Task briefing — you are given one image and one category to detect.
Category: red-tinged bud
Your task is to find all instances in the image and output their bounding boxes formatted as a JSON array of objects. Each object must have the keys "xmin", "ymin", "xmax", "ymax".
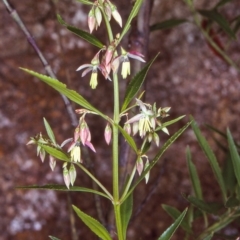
[
  {"xmin": 88, "ymin": 8, "xmax": 96, "ymax": 33},
  {"xmin": 103, "ymin": 0, "xmax": 112, "ymax": 20},
  {"xmin": 136, "ymin": 157, "xmax": 144, "ymax": 176},
  {"xmin": 80, "ymin": 119, "xmax": 91, "ymax": 145},
  {"xmin": 109, "ymin": 3, "xmax": 122, "ymax": 27},
  {"xmin": 49, "ymin": 155, "xmax": 56, "ymax": 171},
  {"xmin": 75, "ymin": 109, "xmax": 87, "ymax": 114},
  {"xmin": 104, "ymin": 123, "xmax": 112, "ymax": 145},
  {"xmin": 39, "ymin": 148, "xmax": 46, "ymax": 162}
]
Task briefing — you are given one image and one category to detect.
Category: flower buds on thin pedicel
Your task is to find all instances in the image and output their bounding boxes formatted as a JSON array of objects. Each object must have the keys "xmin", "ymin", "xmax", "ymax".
[
  {"xmin": 123, "ymin": 123, "xmax": 131, "ymax": 135},
  {"xmin": 103, "ymin": 0, "xmax": 112, "ymax": 20},
  {"xmin": 79, "ymin": 119, "xmax": 91, "ymax": 145},
  {"xmin": 104, "ymin": 123, "xmax": 112, "ymax": 145},
  {"xmin": 69, "ymin": 142, "xmax": 82, "ymax": 163},
  {"xmin": 95, "ymin": 7, "xmax": 102, "ymax": 27},
  {"xmin": 144, "ymin": 158, "xmax": 150, "ymax": 184}
]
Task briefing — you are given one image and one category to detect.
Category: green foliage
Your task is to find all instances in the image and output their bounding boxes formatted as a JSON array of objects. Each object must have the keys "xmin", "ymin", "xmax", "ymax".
[
  {"xmin": 43, "ymin": 118, "xmax": 56, "ymax": 145},
  {"xmin": 158, "ymin": 208, "xmax": 188, "ymax": 240},
  {"xmin": 150, "ymin": 19, "xmax": 187, "ymax": 32},
  {"xmin": 57, "ymin": 14, "xmax": 104, "ymax": 48},
  {"xmin": 198, "ymin": 9, "xmax": 236, "ymax": 39},
  {"xmin": 72, "ymin": 205, "xmax": 112, "ymax": 240}
]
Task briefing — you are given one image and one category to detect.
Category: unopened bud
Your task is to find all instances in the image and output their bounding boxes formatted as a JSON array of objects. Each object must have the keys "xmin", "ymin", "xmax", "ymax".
[
  {"xmin": 88, "ymin": 8, "xmax": 96, "ymax": 33},
  {"xmin": 104, "ymin": 123, "xmax": 112, "ymax": 145},
  {"xmin": 69, "ymin": 164, "xmax": 77, "ymax": 186},
  {"xmin": 136, "ymin": 157, "xmax": 144, "ymax": 176},
  {"xmin": 144, "ymin": 159, "xmax": 150, "ymax": 184},
  {"xmin": 49, "ymin": 155, "xmax": 56, "ymax": 171},
  {"xmin": 110, "ymin": 4, "xmax": 122, "ymax": 27},
  {"xmin": 123, "ymin": 123, "xmax": 131, "ymax": 135},
  {"xmin": 95, "ymin": 7, "xmax": 102, "ymax": 27},
  {"xmin": 153, "ymin": 132, "xmax": 160, "ymax": 147},
  {"xmin": 63, "ymin": 166, "xmax": 70, "ymax": 189}
]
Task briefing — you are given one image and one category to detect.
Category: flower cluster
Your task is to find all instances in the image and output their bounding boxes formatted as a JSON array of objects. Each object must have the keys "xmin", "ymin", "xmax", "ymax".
[
  {"xmin": 125, "ymin": 99, "xmax": 171, "ymax": 146},
  {"xmin": 88, "ymin": 0, "xmax": 122, "ymax": 33}
]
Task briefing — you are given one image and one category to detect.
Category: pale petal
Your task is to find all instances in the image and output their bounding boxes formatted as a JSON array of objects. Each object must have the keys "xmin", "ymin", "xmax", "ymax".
[{"xmin": 76, "ymin": 64, "xmax": 92, "ymax": 71}]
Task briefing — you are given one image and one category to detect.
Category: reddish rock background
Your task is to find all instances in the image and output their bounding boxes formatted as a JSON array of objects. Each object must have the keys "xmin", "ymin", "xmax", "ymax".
[{"xmin": 0, "ymin": 0, "xmax": 240, "ymax": 239}]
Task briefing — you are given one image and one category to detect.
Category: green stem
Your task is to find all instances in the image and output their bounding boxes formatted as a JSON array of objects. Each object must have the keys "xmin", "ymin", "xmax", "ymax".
[{"xmin": 76, "ymin": 163, "xmax": 113, "ymax": 200}]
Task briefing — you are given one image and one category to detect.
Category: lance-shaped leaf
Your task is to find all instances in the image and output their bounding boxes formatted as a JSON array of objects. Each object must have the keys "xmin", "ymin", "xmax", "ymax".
[
  {"xmin": 150, "ymin": 19, "xmax": 187, "ymax": 32},
  {"xmin": 40, "ymin": 145, "xmax": 70, "ymax": 161},
  {"xmin": 191, "ymin": 118, "xmax": 227, "ymax": 201},
  {"xmin": 227, "ymin": 128, "xmax": 240, "ymax": 188},
  {"xmin": 121, "ymin": 53, "xmax": 159, "ymax": 112},
  {"xmin": 76, "ymin": 0, "xmax": 93, "ymax": 5},
  {"xmin": 156, "ymin": 115, "xmax": 186, "ymax": 131},
  {"xmin": 119, "ymin": 0, "xmax": 143, "ymax": 41},
  {"xmin": 121, "ymin": 193, "xmax": 133, "ymax": 239},
  {"xmin": 16, "ymin": 184, "xmax": 110, "ymax": 199},
  {"xmin": 72, "ymin": 205, "xmax": 112, "ymax": 240},
  {"xmin": 198, "ymin": 9, "xmax": 236, "ymax": 39},
  {"xmin": 117, "ymin": 124, "xmax": 138, "ymax": 153},
  {"xmin": 57, "ymin": 14, "xmax": 104, "ymax": 48},
  {"xmin": 158, "ymin": 208, "xmax": 188, "ymax": 240},
  {"xmin": 49, "ymin": 236, "xmax": 61, "ymax": 240},
  {"xmin": 43, "ymin": 118, "xmax": 56, "ymax": 145},
  {"xmin": 21, "ymin": 68, "xmax": 107, "ymax": 119},
  {"xmin": 186, "ymin": 147, "xmax": 203, "ymax": 199},
  {"xmin": 121, "ymin": 121, "xmax": 191, "ymax": 202},
  {"xmin": 162, "ymin": 204, "xmax": 192, "ymax": 233},
  {"xmin": 185, "ymin": 195, "xmax": 222, "ymax": 214}
]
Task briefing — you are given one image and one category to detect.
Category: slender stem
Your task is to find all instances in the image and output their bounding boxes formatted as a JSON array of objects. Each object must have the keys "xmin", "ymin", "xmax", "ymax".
[
  {"xmin": 76, "ymin": 163, "xmax": 113, "ymax": 200},
  {"xmin": 114, "ymin": 204, "xmax": 124, "ymax": 240}
]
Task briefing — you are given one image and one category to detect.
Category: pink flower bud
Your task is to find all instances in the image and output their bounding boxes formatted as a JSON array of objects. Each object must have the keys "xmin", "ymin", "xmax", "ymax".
[
  {"xmin": 104, "ymin": 123, "xmax": 112, "ymax": 145},
  {"xmin": 88, "ymin": 8, "xmax": 96, "ymax": 33},
  {"xmin": 136, "ymin": 157, "xmax": 144, "ymax": 176},
  {"xmin": 80, "ymin": 119, "xmax": 91, "ymax": 145}
]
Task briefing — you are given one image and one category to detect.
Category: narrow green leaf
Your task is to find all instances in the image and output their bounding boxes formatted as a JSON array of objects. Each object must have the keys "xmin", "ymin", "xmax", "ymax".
[
  {"xmin": 121, "ymin": 193, "xmax": 133, "ymax": 239},
  {"xmin": 57, "ymin": 14, "xmax": 104, "ymax": 48},
  {"xmin": 202, "ymin": 233, "xmax": 213, "ymax": 240},
  {"xmin": 119, "ymin": 0, "xmax": 143, "ymax": 41},
  {"xmin": 72, "ymin": 205, "xmax": 112, "ymax": 240},
  {"xmin": 122, "ymin": 121, "xmax": 191, "ymax": 202},
  {"xmin": 49, "ymin": 236, "xmax": 61, "ymax": 240},
  {"xmin": 118, "ymin": 124, "xmax": 138, "ymax": 153},
  {"xmin": 121, "ymin": 53, "xmax": 159, "ymax": 111},
  {"xmin": 162, "ymin": 204, "xmax": 191, "ymax": 233},
  {"xmin": 191, "ymin": 118, "xmax": 227, "ymax": 201},
  {"xmin": 227, "ymin": 129, "xmax": 240, "ymax": 187},
  {"xmin": 40, "ymin": 145, "xmax": 70, "ymax": 161},
  {"xmin": 20, "ymin": 68, "xmax": 106, "ymax": 119},
  {"xmin": 156, "ymin": 115, "xmax": 186, "ymax": 131},
  {"xmin": 43, "ymin": 118, "xmax": 56, "ymax": 145},
  {"xmin": 186, "ymin": 196, "xmax": 222, "ymax": 214},
  {"xmin": 214, "ymin": 0, "xmax": 232, "ymax": 8},
  {"xmin": 16, "ymin": 184, "xmax": 110, "ymax": 199},
  {"xmin": 186, "ymin": 147, "xmax": 203, "ymax": 199},
  {"xmin": 150, "ymin": 19, "xmax": 187, "ymax": 32},
  {"xmin": 225, "ymin": 196, "xmax": 240, "ymax": 208},
  {"xmin": 158, "ymin": 208, "xmax": 188, "ymax": 240},
  {"xmin": 76, "ymin": 0, "xmax": 93, "ymax": 5},
  {"xmin": 198, "ymin": 9, "xmax": 236, "ymax": 39}
]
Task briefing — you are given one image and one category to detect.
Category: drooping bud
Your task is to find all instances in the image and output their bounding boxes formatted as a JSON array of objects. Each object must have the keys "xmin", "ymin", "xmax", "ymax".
[
  {"xmin": 95, "ymin": 7, "xmax": 102, "ymax": 27},
  {"xmin": 103, "ymin": 0, "xmax": 112, "ymax": 20},
  {"xmin": 63, "ymin": 165, "xmax": 70, "ymax": 189},
  {"xmin": 74, "ymin": 126, "xmax": 80, "ymax": 142},
  {"xmin": 136, "ymin": 157, "xmax": 144, "ymax": 176},
  {"xmin": 144, "ymin": 158, "xmax": 150, "ymax": 184},
  {"xmin": 123, "ymin": 123, "xmax": 131, "ymax": 135},
  {"xmin": 70, "ymin": 143, "xmax": 82, "ymax": 163},
  {"xmin": 88, "ymin": 7, "xmax": 96, "ymax": 33},
  {"xmin": 121, "ymin": 59, "xmax": 130, "ymax": 79},
  {"xmin": 39, "ymin": 147, "xmax": 46, "ymax": 162},
  {"xmin": 69, "ymin": 163, "xmax": 77, "ymax": 186},
  {"xmin": 110, "ymin": 3, "xmax": 122, "ymax": 27},
  {"xmin": 79, "ymin": 119, "xmax": 90, "ymax": 145},
  {"xmin": 49, "ymin": 155, "xmax": 56, "ymax": 171},
  {"xmin": 104, "ymin": 123, "xmax": 112, "ymax": 145},
  {"xmin": 132, "ymin": 121, "xmax": 139, "ymax": 135},
  {"xmin": 153, "ymin": 132, "xmax": 160, "ymax": 147}
]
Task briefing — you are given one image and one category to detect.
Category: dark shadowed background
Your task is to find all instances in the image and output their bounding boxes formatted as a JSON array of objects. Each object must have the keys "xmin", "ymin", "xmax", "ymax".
[{"xmin": 0, "ymin": 0, "xmax": 240, "ymax": 239}]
